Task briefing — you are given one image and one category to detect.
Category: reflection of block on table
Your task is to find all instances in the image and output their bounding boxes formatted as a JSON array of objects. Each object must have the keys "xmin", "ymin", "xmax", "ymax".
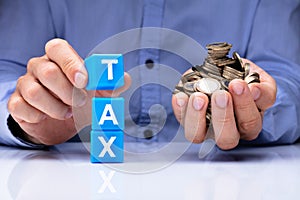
[
  {"xmin": 92, "ymin": 97, "xmax": 124, "ymax": 131},
  {"xmin": 90, "ymin": 131, "xmax": 124, "ymax": 163},
  {"xmin": 85, "ymin": 54, "xmax": 124, "ymax": 90}
]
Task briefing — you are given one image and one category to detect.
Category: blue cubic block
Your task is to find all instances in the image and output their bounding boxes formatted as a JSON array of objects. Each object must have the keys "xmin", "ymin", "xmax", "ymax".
[
  {"xmin": 85, "ymin": 54, "xmax": 124, "ymax": 90},
  {"xmin": 92, "ymin": 97, "xmax": 124, "ymax": 131},
  {"xmin": 90, "ymin": 130, "xmax": 124, "ymax": 163}
]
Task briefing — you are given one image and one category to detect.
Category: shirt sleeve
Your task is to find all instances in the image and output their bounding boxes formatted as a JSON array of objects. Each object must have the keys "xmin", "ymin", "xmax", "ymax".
[
  {"xmin": 244, "ymin": 0, "xmax": 300, "ymax": 144},
  {"xmin": 0, "ymin": 81, "xmax": 24, "ymax": 146},
  {"xmin": 0, "ymin": 0, "xmax": 56, "ymax": 147}
]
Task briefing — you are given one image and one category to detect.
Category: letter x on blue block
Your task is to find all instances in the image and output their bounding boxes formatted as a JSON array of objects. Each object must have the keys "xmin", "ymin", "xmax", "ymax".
[
  {"xmin": 85, "ymin": 54, "xmax": 124, "ymax": 90},
  {"xmin": 92, "ymin": 97, "xmax": 124, "ymax": 131},
  {"xmin": 90, "ymin": 131, "xmax": 123, "ymax": 163}
]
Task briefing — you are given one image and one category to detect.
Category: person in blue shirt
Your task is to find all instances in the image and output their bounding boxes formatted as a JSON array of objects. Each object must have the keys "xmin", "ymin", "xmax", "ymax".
[{"xmin": 0, "ymin": 0, "xmax": 299, "ymax": 150}]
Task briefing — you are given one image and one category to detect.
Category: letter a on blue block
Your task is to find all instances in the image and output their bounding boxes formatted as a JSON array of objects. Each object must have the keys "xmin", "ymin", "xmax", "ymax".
[
  {"xmin": 90, "ymin": 131, "xmax": 124, "ymax": 163},
  {"xmin": 92, "ymin": 97, "xmax": 124, "ymax": 131},
  {"xmin": 85, "ymin": 54, "xmax": 124, "ymax": 90}
]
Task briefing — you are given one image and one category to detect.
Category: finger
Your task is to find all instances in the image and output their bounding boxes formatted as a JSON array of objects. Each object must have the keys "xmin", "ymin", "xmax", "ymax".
[
  {"xmin": 242, "ymin": 59, "xmax": 277, "ymax": 110},
  {"xmin": 8, "ymin": 92, "xmax": 46, "ymax": 123},
  {"xmin": 184, "ymin": 92, "xmax": 208, "ymax": 143},
  {"xmin": 95, "ymin": 72, "xmax": 132, "ymax": 97},
  {"xmin": 45, "ymin": 38, "xmax": 87, "ymax": 88},
  {"xmin": 249, "ymin": 82, "xmax": 276, "ymax": 111},
  {"xmin": 28, "ymin": 57, "xmax": 87, "ymax": 107},
  {"xmin": 17, "ymin": 117, "xmax": 77, "ymax": 145},
  {"xmin": 211, "ymin": 90, "xmax": 240, "ymax": 150},
  {"xmin": 172, "ymin": 92, "xmax": 189, "ymax": 125},
  {"xmin": 17, "ymin": 75, "xmax": 73, "ymax": 120},
  {"xmin": 229, "ymin": 79, "xmax": 262, "ymax": 140}
]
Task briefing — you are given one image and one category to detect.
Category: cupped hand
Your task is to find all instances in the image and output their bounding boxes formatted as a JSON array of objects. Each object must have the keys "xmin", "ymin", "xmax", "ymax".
[{"xmin": 172, "ymin": 59, "xmax": 276, "ymax": 150}]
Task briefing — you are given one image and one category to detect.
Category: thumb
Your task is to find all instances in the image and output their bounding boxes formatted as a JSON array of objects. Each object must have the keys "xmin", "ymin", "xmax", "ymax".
[{"xmin": 95, "ymin": 72, "xmax": 132, "ymax": 97}]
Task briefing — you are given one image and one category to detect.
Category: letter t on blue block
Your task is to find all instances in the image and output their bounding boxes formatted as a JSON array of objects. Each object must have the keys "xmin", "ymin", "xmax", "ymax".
[{"xmin": 85, "ymin": 54, "xmax": 124, "ymax": 90}]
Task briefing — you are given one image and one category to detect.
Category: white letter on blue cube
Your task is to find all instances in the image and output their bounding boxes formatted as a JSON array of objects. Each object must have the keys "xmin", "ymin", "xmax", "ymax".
[
  {"xmin": 85, "ymin": 54, "xmax": 124, "ymax": 90},
  {"xmin": 92, "ymin": 98, "xmax": 124, "ymax": 131}
]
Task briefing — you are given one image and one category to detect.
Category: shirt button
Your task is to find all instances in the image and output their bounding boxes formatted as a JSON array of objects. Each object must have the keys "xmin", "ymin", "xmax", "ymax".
[
  {"xmin": 145, "ymin": 59, "xmax": 154, "ymax": 69},
  {"xmin": 143, "ymin": 129, "xmax": 153, "ymax": 140}
]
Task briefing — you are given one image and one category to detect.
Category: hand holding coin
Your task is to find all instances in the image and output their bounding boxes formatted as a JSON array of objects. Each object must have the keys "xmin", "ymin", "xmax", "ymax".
[{"xmin": 172, "ymin": 42, "xmax": 276, "ymax": 150}]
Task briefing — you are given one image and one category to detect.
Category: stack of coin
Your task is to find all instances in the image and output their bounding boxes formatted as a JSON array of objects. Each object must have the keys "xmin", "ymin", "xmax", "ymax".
[
  {"xmin": 174, "ymin": 42, "xmax": 260, "ymax": 126},
  {"xmin": 206, "ymin": 42, "xmax": 236, "ymax": 67},
  {"xmin": 223, "ymin": 65, "xmax": 244, "ymax": 80}
]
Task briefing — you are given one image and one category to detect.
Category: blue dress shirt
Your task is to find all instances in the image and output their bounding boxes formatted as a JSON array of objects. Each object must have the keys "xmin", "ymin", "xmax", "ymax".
[{"xmin": 0, "ymin": 0, "xmax": 299, "ymax": 147}]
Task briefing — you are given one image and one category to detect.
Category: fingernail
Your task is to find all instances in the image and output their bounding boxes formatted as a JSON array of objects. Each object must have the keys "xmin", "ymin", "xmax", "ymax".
[
  {"xmin": 74, "ymin": 72, "xmax": 86, "ymax": 88},
  {"xmin": 65, "ymin": 108, "xmax": 73, "ymax": 119},
  {"xmin": 232, "ymin": 82, "xmax": 244, "ymax": 95},
  {"xmin": 193, "ymin": 95, "xmax": 205, "ymax": 111},
  {"xmin": 215, "ymin": 91, "xmax": 228, "ymax": 108},
  {"xmin": 251, "ymin": 86, "xmax": 261, "ymax": 100},
  {"xmin": 176, "ymin": 92, "xmax": 187, "ymax": 107}
]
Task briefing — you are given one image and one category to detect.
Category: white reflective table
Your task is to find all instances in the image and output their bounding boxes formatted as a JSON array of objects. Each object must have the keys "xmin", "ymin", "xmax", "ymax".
[{"xmin": 1, "ymin": 141, "xmax": 300, "ymax": 200}]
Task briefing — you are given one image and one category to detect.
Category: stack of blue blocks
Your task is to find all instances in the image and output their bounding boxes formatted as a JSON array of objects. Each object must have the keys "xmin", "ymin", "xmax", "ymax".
[{"xmin": 85, "ymin": 54, "xmax": 124, "ymax": 163}]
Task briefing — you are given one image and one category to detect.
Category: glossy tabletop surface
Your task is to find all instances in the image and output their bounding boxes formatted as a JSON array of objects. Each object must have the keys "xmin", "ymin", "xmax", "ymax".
[{"xmin": 1, "ymin": 141, "xmax": 300, "ymax": 200}]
